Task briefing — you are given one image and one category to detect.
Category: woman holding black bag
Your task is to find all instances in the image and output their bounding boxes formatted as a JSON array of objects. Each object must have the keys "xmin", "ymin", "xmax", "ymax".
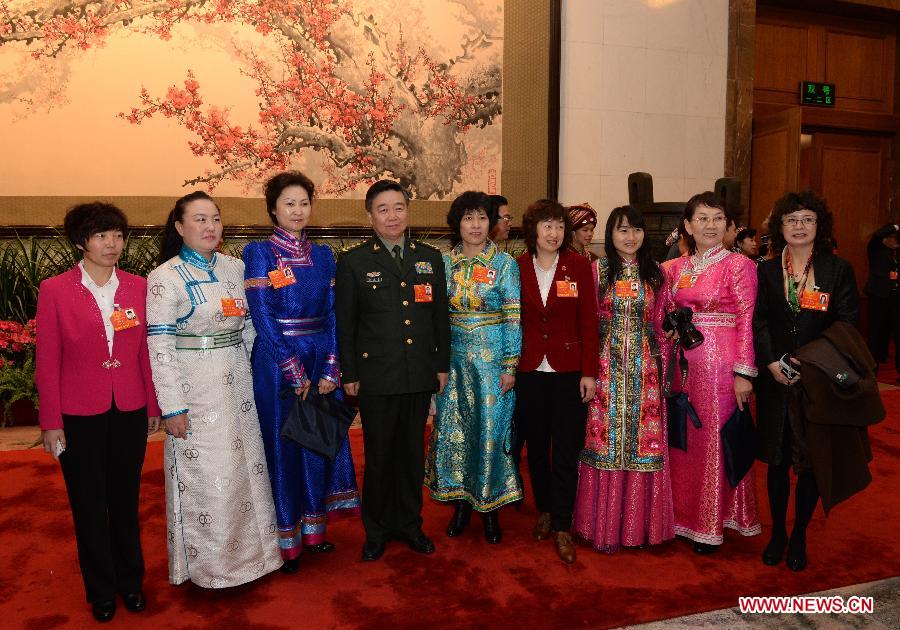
[
  {"xmin": 243, "ymin": 171, "xmax": 360, "ymax": 572},
  {"xmin": 656, "ymin": 191, "xmax": 761, "ymax": 555},
  {"xmin": 753, "ymin": 191, "xmax": 860, "ymax": 571}
]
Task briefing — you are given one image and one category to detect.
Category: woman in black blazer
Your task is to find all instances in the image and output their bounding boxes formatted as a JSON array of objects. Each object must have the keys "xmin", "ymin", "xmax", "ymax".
[{"xmin": 753, "ymin": 191, "xmax": 859, "ymax": 572}]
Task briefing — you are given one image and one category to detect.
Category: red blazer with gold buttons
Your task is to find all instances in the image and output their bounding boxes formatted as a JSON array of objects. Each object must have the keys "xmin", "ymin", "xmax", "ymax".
[
  {"xmin": 516, "ymin": 249, "xmax": 599, "ymax": 376},
  {"xmin": 35, "ymin": 266, "xmax": 161, "ymax": 430}
]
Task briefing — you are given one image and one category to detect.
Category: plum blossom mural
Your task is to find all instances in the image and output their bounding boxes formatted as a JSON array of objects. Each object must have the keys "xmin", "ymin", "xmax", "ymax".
[{"xmin": 0, "ymin": 0, "xmax": 503, "ymax": 199}]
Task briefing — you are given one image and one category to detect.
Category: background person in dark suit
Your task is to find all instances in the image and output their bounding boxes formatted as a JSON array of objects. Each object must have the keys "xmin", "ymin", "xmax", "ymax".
[
  {"xmin": 335, "ymin": 180, "xmax": 451, "ymax": 561},
  {"xmin": 515, "ymin": 199, "xmax": 599, "ymax": 564},
  {"xmin": 753, "ymin": 191, "xmax": 860, "ymax": 572},
  {"xmin": 865, "ymin": 222, "xmax": 900, "ymax": 376}
]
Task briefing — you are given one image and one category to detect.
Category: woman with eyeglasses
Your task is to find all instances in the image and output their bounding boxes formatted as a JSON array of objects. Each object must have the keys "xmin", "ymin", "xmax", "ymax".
[
  {"xmin": 753, "ymin": 191, "xmax": 859, "ymax": 571},
  {"xmin": 656, "ymin": 191, "xmax": 761, "ymax": 554}
]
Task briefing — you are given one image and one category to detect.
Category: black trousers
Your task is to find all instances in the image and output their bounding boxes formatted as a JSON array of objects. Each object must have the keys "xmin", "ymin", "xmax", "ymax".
[
  {"xmin": 357, "ymin": 391, "xmax": 431, "ymax": 545},
  {"xmin": 515, "ymin": 370, "xmax": 588, "ymax": 532},
  {"xmin": 867, "ymin": 293, "xmax": 900, "ymax": 370},
  {"xmin": 59, "ymin": 401, "xmax": 148, "ymax": 603}
]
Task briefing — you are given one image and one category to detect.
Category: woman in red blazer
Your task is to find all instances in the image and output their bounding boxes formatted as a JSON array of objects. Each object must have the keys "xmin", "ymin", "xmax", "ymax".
[
  {"xmin": 35, "ymin": 203, "xmax": 161, "ymax": 623},
  {"xmin": 516, "ymin": 199, "xmax": 599, "ymax": 564}
]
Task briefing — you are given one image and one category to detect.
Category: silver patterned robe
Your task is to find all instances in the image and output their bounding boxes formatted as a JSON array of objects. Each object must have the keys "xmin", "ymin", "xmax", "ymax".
[{"xmin": 147, "ymin": 248, "xmax": 282, "ymax": 588}]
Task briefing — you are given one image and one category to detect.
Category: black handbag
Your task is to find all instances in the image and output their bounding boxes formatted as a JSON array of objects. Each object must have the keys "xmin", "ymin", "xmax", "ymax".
[
  {"xmin": 279, "ymin": 389, "xmax": 356, "ymax": 461},
  {"xmin": 721, "ymin": 406, "xmax": 756, "ymax": 488}
]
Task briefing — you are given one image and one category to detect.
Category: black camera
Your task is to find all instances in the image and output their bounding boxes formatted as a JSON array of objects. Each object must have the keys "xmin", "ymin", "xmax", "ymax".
[{"xmin": 662, "ymin": 307, "xmax": 704, "ymax": 350}]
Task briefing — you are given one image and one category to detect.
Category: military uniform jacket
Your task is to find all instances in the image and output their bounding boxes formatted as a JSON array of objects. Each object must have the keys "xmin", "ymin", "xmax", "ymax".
[{"xmin": 335, "ymin": 236, "xmax": 451, "ymax": 395}]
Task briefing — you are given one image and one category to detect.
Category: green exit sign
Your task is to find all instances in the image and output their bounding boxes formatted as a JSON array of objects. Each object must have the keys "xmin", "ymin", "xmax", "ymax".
[{"xmin": 800, "ymin": 81, "xmax": 835, "ymax": 107}]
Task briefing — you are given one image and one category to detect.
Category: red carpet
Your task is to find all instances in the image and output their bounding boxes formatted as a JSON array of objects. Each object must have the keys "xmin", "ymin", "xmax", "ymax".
[{"xmin": 3, "ymin": 394, "xmax": 900, "ymax": 629}]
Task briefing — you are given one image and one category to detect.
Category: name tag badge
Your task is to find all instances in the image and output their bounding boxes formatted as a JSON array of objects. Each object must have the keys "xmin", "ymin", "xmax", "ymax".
[
  {"xmin": 414, "ymin": 283, "xmax": 433, "ymax": 303},
  {"xmin": 472, "ymin": 265, "xmax": 496, "ymax": 284},
  {"xmin": 415, "ymin": 261, "xmax": 433, "ymax": 275},
  {"xmin": 799, "ymin": 289, "xmax": 830, "ymax": 312},
  {"xmin": 221, "ymin": 297, "xmax": 247, "ymax": 317},
  {"xmin": 891, "ymin": 271, "xmax": 898, "ymax": 281},
  {"xmin": 365, "ymin": 271, "xmax": 383, "ymax": 284},
  {"xmin": 676, "ymin": 273, "xmax": 698, "ymax": 289},
  {"xmin": 615, "ymin": 280, "xmax": 640, "ymax": 299},
  {"xmin": 110, "ymin": 306, "xmax": 139, "ymax": 332},
  {"xmin": 268, "ymin": 267, "xmax": 296, "ymax": 289},
  {"xmin": 556, "ymin": 280, "xmax": 578, "ymax": 298}
]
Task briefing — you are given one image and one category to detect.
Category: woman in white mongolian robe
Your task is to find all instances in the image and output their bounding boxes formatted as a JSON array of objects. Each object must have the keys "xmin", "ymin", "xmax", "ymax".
[{"xmin": 147, "ymin": 191, "xmax": 282, "ymax": 588}]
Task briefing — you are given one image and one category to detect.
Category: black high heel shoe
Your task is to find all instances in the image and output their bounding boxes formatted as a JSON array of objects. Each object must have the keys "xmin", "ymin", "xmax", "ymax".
[
  {"xmin": 693, "ymin": 541, "xmax": 719, "ymax": 555},
  {"xmin": 762, "ymin": 534, "xmax": 787, "ymax": 566},
  {"xmin": 303, "ymin": 541, "xmax": 335, "ymax": 553},
  {"xmin": 787, "ymin": 535, "xmax": 807, "ymax": 571},
  {"xmin": 446, "ymin": 501, "xmax": 472, "ymax": 537},
  {"xmin": 481, "ymin": 510, "xmax": 501, "ymax": 544},
  {"xmin": 280, "ymin": 557, "xmax": 301, "ymax": 573}
]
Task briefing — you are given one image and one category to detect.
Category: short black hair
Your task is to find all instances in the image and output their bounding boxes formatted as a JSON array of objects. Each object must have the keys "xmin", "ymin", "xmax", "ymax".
[
  {"xmin": 681, "ymin": 191, "xmax": 734, "ymax": 254},
  {"xmin": 63, "ymin": 202, "xmax": 128, "ymax": 250},
  {"xmin": 264, "ymin": 171, "xmax": 315, "ymax": 224},
  {"xmin": 365, "ymin": 180, "xmax": 410, "ymax": 212},
  {"xmin": 768, "ymin": 190, "xmax": 834, "ymax": 255},
  {"xmin": 522, "ymin": 199, "xmax": 571, "ymax": 255},
  {"xmin": 446, "ymin": 191, "xmax": 498, "ymax": 246},
  {"xmin": 488, "ymin": 194, "xmax": 508, "ymax": 208},
  {"xmin": 735, "ymin": 227, "xmax": 757, "ymax": 243}
]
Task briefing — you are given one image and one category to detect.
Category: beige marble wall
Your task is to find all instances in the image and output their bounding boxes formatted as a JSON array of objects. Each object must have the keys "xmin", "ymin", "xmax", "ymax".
[{"xmin": 559, "ymin": 0, "xmax": 730, "ymax": 235}]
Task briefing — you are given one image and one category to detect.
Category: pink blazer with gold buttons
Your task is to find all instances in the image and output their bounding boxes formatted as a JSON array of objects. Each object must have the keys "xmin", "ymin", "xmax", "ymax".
[{"xmin": 35, "ymin": 266, "xmax": 161, "ymax": 430}]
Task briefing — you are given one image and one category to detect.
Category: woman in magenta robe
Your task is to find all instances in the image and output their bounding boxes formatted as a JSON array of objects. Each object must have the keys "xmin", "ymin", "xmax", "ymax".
[{"xmin": 656, "ymin": 192, "xmax": 761, "ymax": 554}]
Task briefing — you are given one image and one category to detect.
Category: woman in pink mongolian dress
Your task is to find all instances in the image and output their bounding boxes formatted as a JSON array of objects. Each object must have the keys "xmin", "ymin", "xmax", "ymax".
[
  {"xmin": 573, "ymin": 205, "xmax": 675, "ymax": 553},
  {"xmin": 656, "ymin": 192, "xmax": 761, "ymax": 554}
]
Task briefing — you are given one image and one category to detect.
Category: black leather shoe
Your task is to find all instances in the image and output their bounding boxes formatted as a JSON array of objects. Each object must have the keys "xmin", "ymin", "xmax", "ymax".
[
  {"xmin": 762, "ymin": 535, "xmax": 787, "ymax": 566},
  {"xmin": 121, "ymin": 591, "xmax": 146, "ymax": 613},
  {"xmin": 787, "ymin": 537, "xmax": 807, "ymax": 572},
  {"xmin": 404, "ymin": 532, "xmax": 436, "ymax": 554},
  {"xmin": 92, "ymin": 600, "xmax": 116, "ymax": 623},
  {"xmin": 361, "ymin": 540, "xmax": 386, "ymax": 561},
  {"xmin": 280, "ymin": 557, "xmax": 301, "ymax": 573},
  {"xmin": 693, "ymin": 541, "xmax": 719, "ymax": 555},
  {"xmin": 446, "ymin": 501, "xmax": 472, "ymax": 537},
  {"xmin": 303, "ymin": 541, "xmax": 335, "ymax": 553},
  {"xmin": 482, "ymin": 510, "xmax": 501, "ymax": 544}
]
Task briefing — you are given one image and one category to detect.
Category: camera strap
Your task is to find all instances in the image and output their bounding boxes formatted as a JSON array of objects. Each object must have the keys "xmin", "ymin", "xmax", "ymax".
[{"xmin": 663, "ymin": 342, "xmax": 689, "ymax": 398}]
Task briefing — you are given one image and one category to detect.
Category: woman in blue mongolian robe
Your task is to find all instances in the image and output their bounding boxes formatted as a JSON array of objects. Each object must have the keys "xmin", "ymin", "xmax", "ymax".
[
  {"xmin": 425, "ymin": 191, "xmax": 522, "ymax": 544},
  {"xmin": 243, "ymin": 171, "xmax": 359, "ymax": 572}
]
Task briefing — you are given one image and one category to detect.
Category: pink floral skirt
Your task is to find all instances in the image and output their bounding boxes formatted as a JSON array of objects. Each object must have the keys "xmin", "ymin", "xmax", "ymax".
[{"xmin": 572, "ymin": 462, "xmax": 674, "ymax": 553}]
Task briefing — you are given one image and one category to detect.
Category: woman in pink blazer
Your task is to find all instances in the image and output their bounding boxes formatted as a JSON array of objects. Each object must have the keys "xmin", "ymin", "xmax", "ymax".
[{"xmin": 35, "ymin": 203, "xmax": 161, "ymax": 623}]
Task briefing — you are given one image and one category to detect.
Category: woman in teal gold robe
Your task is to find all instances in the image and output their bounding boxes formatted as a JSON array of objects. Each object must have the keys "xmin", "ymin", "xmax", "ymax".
[{"xmin": 425, "ymin": 191, "xmax": 522, "ymax": 544}]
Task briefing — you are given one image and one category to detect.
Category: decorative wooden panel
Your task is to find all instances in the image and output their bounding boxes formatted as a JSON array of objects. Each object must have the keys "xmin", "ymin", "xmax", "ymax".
[
  {"xmin": 824, "ymin": 28, "xmax": 894, "ymax": 113},
  {"xmin": 750, "ymin": 108, "xmax": 801, "ymax": 228}
]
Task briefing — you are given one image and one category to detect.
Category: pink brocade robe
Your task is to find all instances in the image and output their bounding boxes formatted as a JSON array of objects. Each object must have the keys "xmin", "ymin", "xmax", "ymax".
[
  {"xmin": 657, "ymin": 247, "xmax": 761, "ymax": 545},
  {"xmin": 572, "ymin": 258, "xmax": 675, "ymax": 552}
]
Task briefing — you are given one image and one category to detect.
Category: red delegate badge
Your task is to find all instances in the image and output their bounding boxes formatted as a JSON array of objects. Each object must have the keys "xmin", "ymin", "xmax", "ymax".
[
  {"xmin": 414, "ymin": 284, "xmax": 433, "ymax": 303},
  {"xmin": 221, "ymin": 297, "xmax": 247, "ymax": 317},
  {"xmin": 268, "ymin": 267, "xmax": 296, "ymax": 289},
  {"xmin": 676, "ymin": 273, "xmax": 698, "ymax": 289},
  {"xmin": 110, "ymin": 306, "xmax": 139, "ymax": 331},
  {"xmin": 799, "ymin": 289, "xmax": 830, "ymax": 312},
  {"xmin": 556, "ymin": 280, "xmax": 578, "ymax": 298},
  {"xmin": 472, "ymin": 266, "xmax": 496, "ymax": 284},
  {"xmin": 615, "ymin": 280, "xmax": 640, "ymax": 298}
]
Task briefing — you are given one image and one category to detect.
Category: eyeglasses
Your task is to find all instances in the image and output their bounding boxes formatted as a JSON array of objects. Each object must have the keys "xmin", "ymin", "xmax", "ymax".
[
  {"xmin": 499, "ymin": 216, "xmax": 512, "ymax": 223},
  {"xmin": 784, "ymin": 217, "xmax": 817, "ymax": 227},
  {"xmin": 692, "ymin": 216, "xmax": 726, "ymax": 226}
]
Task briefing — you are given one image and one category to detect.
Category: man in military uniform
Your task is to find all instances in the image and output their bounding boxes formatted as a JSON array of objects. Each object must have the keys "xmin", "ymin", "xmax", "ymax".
[{"xmin": 335, "ymin": 180, "xmax": 450, "ymax": 561}]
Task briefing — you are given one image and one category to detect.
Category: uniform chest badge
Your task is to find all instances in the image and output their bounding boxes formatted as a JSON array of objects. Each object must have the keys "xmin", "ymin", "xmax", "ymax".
[
  {"xmin": 415, "ymin": 262, "xmax": 433, "ymax": 274},
  {"xmin": 366, "ymin": 271, "xmax": 383, "ymax": 283}
]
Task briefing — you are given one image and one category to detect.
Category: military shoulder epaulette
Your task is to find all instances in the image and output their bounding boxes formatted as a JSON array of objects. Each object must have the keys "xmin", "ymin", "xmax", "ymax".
[
  {"xmin": 340, "ymin": 241, "xmax": 368, "ymax": 254},
  {"xmin": 413, "ymin": 240, "xmax": 441, "ymax": 252}
]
